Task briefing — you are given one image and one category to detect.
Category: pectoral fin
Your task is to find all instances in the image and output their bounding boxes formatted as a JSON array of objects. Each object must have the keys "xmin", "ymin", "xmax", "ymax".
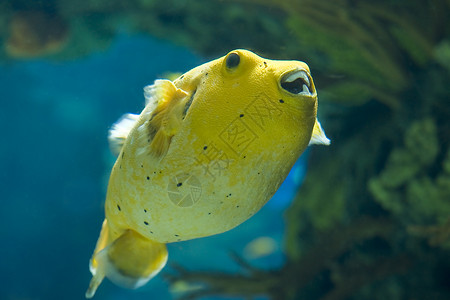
[
  {"xmin": 309, "ymin": 119, "xmax": 330, "ymax": 146},
  {"xmin": 108, "ymin": 114, "xmax": 140, "ymax": 156},
  {"xmin": 143, "ymin": 80, "xmax": 189, "ymax": 158}
]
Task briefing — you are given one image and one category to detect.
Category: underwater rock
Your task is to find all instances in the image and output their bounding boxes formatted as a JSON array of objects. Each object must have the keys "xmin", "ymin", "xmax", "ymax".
[{"xmin": 5, "ymin": 10, "xmax": 69, "ymax": 58}]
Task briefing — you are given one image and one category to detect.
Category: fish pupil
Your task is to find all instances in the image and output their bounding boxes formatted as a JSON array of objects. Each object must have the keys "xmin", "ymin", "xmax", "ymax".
[{"xmin": 226, "ymin": 53, "xmax": 240, "ymax": 69}]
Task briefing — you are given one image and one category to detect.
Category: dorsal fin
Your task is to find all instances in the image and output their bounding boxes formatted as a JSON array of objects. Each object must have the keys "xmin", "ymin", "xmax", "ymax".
[
  {"xmin": 309, "ymin": 119, "xmax": 330, "ymax": 146},
  {"xmin": 108, "ymin": 113, "xmax": 140, "ymax": 156},
  {"xmin": 143, "ymin": 79, "xmax": 189, "ymax": 158}
]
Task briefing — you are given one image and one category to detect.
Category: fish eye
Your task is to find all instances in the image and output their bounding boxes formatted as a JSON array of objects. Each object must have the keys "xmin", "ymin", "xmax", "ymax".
[{"xmin": 226, "ymin": 53, "xmax": 240, "ymax": 69}]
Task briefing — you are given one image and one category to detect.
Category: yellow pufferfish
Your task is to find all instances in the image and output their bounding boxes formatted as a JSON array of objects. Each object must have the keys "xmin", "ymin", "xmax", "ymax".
[{"xmin": 86, "ymin": 49, "xmax": 330, "ymax": 298}]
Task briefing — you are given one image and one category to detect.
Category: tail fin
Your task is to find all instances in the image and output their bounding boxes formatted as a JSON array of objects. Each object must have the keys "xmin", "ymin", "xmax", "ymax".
[{"xmin": 86, "ymin": 223, "xmax": 168, "ymax": 298}]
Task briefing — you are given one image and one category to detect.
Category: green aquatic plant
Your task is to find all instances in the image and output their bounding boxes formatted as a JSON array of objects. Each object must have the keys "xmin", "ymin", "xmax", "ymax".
[
  {"xmin": 408, "ymin": 218, "xmax": 450, "ymax": 248},
  {"xmin": 236, "ymin": 0, "xmax": 449, "ymax": 108},
  {"xmin": 434, "ymin": 38, "xmax": 450, "ymax": 73},
  {"xmin": 369, "ymin": 118, "xmax": 450, "ymax": 227}
]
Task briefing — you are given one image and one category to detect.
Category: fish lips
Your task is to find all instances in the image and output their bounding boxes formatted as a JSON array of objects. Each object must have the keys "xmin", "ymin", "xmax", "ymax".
[{"xmin": 280, "ymin": 69, "xmax": 315, "ymax": 96}]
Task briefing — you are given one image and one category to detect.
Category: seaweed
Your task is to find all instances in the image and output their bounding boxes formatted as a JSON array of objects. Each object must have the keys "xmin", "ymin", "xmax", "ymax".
[
  {"xmin": 369, "ymin": 118, "xmax": 450, "ymax": 226},
  {"xmin": 237, "ymin": 0, "xmax": 449, "ymax": 108}
]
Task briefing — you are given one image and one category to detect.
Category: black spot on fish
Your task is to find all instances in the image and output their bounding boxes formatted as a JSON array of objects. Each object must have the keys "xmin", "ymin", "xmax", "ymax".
[
  {"xmin": 236, "ymin": 205, "xmax": 240, "ymax": 208},
  {"xmin": 180, "ymin": 75, "xmax": 184, "ymax": 80},
  {"xmin": 177, "ymin": 182, "xmax": 182, "ymax": 187},
  {"xmin": 208, "ymin": 212, "xmax": 211, "ymax": 215},
  {"xmin": 174, "ymin": 234, "xmax": 179, "ymax": 237},
  {"xmin": 279, "ymin": 99, "xmax": 284, "ymax": 103},
  {"xmin": 144, "ymin": 209, "xmax": 147, "ymax": 213},
  {"xmin": 146, "ymin": 176, "xmax": 150, "ymax": 180},
  {"xmin": 144, "ymin": 221, "xmax": 149, "ymax": 225},
  {"xmin": 203, "ymin": 146, "xmax": 208, "ymax": 150},
  {"xmin": 205, "ymin": 72, "xmax": 208, "ymax": 76},
  {"xmin": 239, "ymin": 114, "xmax": 244, "ymax": 118},
  {"xmin": 264, "ymin": 61, "xmax": 268, "ymax": 68},
  {"xmin": 117, "ymin": 204, "xmax": 121, "ymax": 211},
  {"xmin": 150, "ymin": 231, "xmax": 153, "ymax": 234},
  {"xmin": 141, "ymin": 164, "xmax": 144, "ymax": 168}
]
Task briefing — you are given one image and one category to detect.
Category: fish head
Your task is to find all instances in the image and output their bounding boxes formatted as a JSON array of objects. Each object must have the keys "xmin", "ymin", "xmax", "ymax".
[{"xmin": 173, "ymin": 49, "xmax": 322, "ymax": 154}]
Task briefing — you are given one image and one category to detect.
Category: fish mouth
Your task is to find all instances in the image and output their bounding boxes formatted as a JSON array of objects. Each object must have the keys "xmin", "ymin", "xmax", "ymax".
[{"xmin": 280, "ymin": 69, "xmax": 314, "ymax": 96}]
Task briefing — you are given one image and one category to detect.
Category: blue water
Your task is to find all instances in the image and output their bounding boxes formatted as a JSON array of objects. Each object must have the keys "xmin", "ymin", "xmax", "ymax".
[{"xmin": 0, "ymin": 35, "xmax": 305, "ymax": 300}]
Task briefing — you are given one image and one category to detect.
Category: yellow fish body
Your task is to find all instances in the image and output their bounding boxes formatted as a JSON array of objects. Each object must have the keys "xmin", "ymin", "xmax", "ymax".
[{"xmin": 86, "ymin": 49, "xmax": 329, "ymax": 297}]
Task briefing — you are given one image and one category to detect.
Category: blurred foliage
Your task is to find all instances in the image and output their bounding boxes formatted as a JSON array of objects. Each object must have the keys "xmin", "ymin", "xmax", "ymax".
[
  {"xmin": 165, "ymin": 218, "xmax": 409, "ymax": 300},
  {"xmin": 238, "ymin": 0, "xmax": 449, "ymax": 108},
  {"xmin": 369, "ymin": 118, "xmax": 450, "ymax": 227},
  {"xmin": 2, "ymin": 0, "xmax": 449, "ymax": 106},
  {"xmin": 0, "ymin": 0, "xmax": 287, "ymax": 60},
  {"xmin": 3, "ymin": 0, "xmax": 449, "ymax": 299}
]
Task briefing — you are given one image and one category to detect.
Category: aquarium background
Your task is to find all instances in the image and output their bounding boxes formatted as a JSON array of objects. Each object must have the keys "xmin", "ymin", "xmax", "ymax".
[{"xmin": 1, "ymin": 1, "xmax": 450, "ymax": 300}]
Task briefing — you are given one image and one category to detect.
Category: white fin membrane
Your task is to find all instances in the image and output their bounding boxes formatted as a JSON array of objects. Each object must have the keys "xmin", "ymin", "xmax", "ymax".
[
  {"xmin": 108, "ymin": 113, "xmax": 140, "ymax": 156},
  {"xmin": 309, "ymin": 119, "xmax": 331, "ymax": 146}
]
